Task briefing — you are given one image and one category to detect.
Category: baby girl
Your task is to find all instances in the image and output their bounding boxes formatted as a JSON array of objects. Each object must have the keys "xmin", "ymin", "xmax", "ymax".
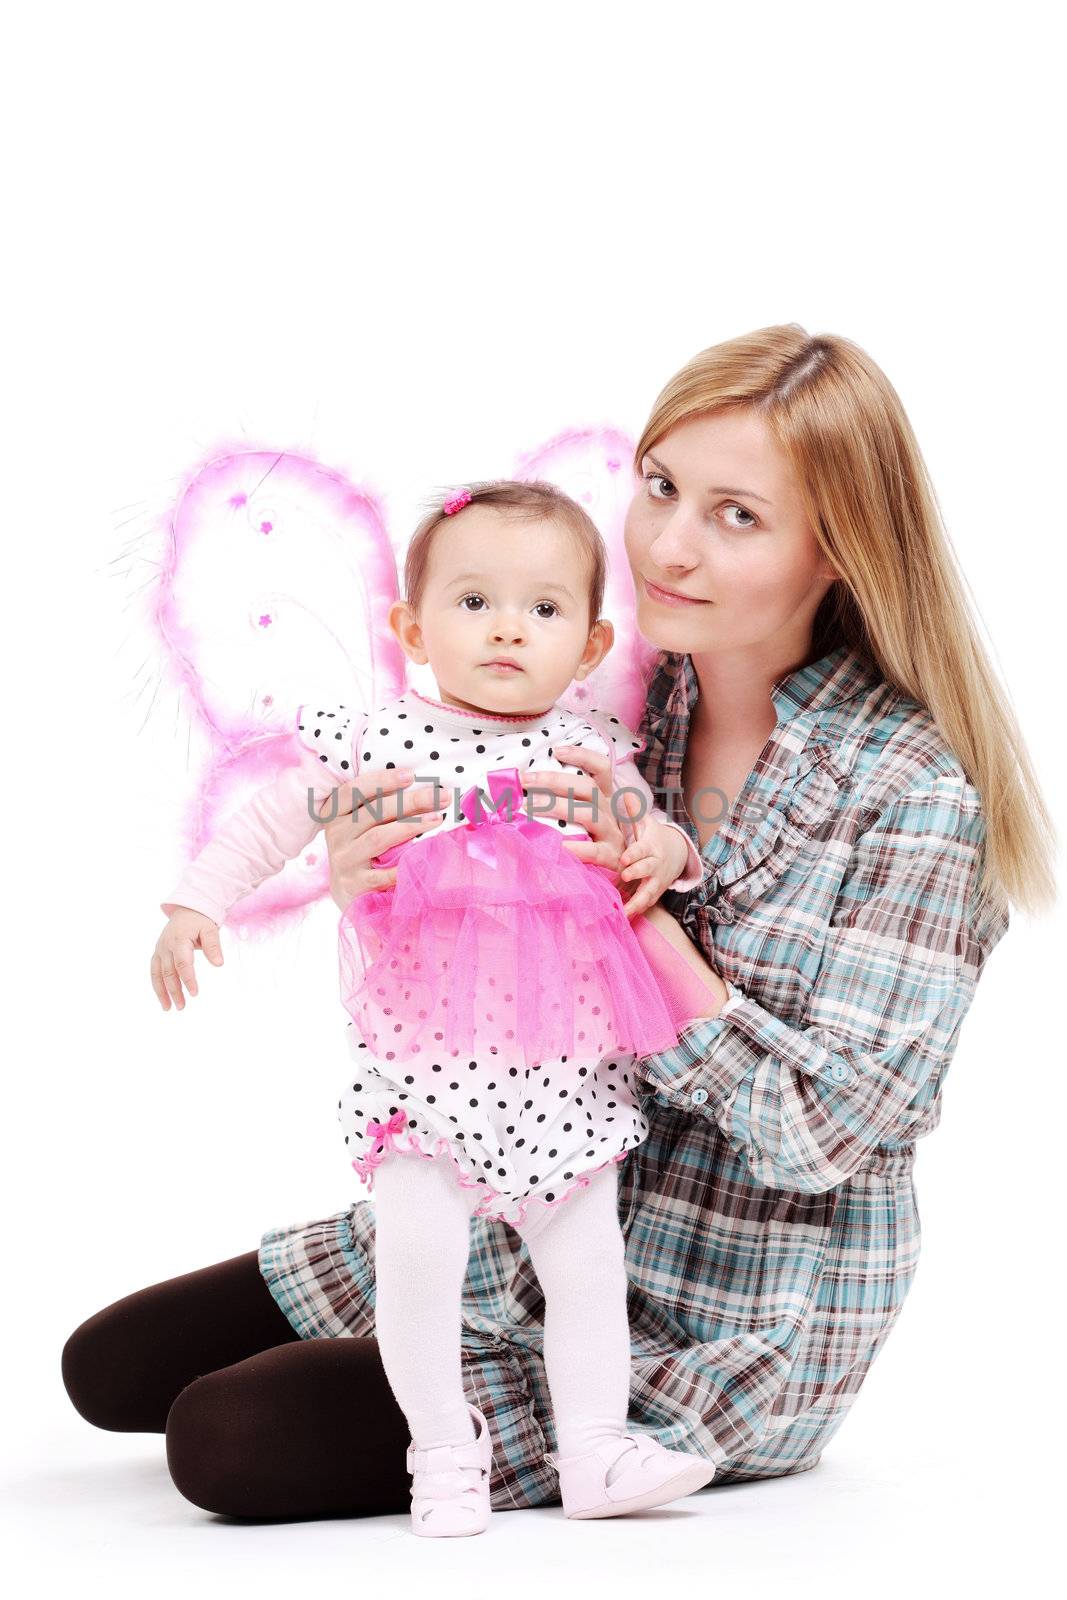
[{"xmin": 151, "ymin": 478, "xmax": 719, "ymax": 1536}]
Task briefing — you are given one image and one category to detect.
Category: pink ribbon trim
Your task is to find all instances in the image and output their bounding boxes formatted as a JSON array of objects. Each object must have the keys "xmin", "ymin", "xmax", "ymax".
[
  {"xmin": 350, "ymin": 1125, "xmax": 629, "ymax": 1229},
  {"xmin": 362, "ymin": 1107, "xmax": 409, "ymax": 1168}
]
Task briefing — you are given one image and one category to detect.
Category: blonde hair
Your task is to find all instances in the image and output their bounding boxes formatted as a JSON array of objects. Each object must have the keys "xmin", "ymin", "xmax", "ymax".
[
  {"xmin": 635, "ymin": 324, "xmax": 1055, "ymax": 918},
  {"xmin": 403, "ymin": 479, "xmax": 607, "ymax": 631}
]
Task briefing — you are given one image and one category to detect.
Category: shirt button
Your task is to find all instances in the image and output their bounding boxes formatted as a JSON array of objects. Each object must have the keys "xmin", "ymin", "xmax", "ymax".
[
  {"xmin": 830, "ymin": 1063, "xmax": 852, "ymax": 1083},
  {"xmin": 690, "ymin": 1087, "xmax": 709, "ymax": 1104}
]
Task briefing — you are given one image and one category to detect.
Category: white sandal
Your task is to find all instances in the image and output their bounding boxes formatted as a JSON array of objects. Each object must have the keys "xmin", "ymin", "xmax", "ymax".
[
  {"xmin": 405, "ymin": 1403, "xmax": 493, "ymax": 1537},
  {"xmin": 546, "ymin": 1431, "xmax": 715, "ymax": 1519}
]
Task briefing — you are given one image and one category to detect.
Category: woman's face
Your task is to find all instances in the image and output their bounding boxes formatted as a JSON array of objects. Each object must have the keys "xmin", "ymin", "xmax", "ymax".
[{"xmin": 624, "ymin": 406, "xmax": 838, "ymax": 658}]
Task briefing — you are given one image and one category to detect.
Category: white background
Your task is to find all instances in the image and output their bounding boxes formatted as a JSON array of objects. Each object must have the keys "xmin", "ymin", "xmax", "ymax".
[{"xmin": 3, "ymin": 1, "xmax": 1063, "ymax": 1593}]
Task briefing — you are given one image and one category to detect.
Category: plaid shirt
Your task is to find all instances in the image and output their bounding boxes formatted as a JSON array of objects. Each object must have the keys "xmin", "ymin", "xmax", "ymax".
[{"xmin": 259, "ymin": 641, "xmax": 1009, "ymax": 1504}]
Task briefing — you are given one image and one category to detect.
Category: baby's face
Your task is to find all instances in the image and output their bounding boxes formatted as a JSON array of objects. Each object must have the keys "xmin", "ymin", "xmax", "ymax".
[{"xmin": 399, "ymin": 506, "xmax": 607, "ymax": 715}]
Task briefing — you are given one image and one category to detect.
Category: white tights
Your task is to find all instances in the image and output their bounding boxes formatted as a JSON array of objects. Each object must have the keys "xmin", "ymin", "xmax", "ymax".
[{"xmin": 372, "ymin": 1151, "xmax": 631, "ymax": 1457}]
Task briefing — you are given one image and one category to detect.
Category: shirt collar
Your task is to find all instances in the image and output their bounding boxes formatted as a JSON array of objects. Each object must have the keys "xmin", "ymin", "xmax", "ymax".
[{"xmin": 660, "ymin": 641, "xmax": 879, "ymax": 731}]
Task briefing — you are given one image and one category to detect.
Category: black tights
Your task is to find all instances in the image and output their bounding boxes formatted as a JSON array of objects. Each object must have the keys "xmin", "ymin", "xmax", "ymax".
[{"xmin": 61, "ymin": 1249, "xmax": 413, "ymax": 1519}]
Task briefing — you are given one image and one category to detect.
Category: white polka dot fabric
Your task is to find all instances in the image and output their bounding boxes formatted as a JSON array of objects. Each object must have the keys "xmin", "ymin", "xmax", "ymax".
[
  {"xmin": 301, "ymin": 689, "xmax": 656, "ymax": 1229},
  {"xmin": 295, "ymin": 689, "xmax": 646, "ymax": 833},
  {"xmin": 339, "ymin": 1024, "xmax": 647, "ymax": 1229}
]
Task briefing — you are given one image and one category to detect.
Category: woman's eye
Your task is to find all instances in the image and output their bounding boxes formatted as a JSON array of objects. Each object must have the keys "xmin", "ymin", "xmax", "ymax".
[
  {"xmin": 644, "ymin": 471, "xmax": 675, "ymax": 500},
  {"xmin": 722, "ymin": 503, "xmax": 757, "ymax": 529}
]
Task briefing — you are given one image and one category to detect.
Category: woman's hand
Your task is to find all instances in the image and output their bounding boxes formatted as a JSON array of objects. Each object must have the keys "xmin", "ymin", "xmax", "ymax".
[
  {"xmin": 321, "ymin": 766, "xmax": 449, "ymax": 911},
  {"xmin": 151, "ymin": 908, "xmax": 224, "ymax": 1011},
  {"xmin": 521, "ymin": 743, "xmax": 653, "ymax": 917}
]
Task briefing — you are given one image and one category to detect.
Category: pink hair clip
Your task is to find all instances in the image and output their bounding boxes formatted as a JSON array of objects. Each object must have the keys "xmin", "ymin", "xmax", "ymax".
[{"xmin": 443, "ymin": 489, "xmax": 472, "ymax": 516}]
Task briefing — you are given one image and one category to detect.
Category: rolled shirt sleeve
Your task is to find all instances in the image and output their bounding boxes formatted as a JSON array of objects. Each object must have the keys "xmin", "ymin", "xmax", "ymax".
[{"xmin": 635, "ymin": 772, "xmax": 1008, "ymax": 1192}]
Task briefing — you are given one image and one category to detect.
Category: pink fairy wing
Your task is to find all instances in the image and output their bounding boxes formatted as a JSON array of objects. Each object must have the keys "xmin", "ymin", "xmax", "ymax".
[
  {"xmin": 144, "ymin": 428, "xmax": 653, "ymax": 940},
  {"xmin": 513, "ymin": 427, "xmax": 658, "ymax": 729},
  {"xmin": 158, "ymin": 451, "xmax": 405, "ymax": 739},
  {"xmin": 154, "ymin": 449, "xmax": 407, "ymax": 934}
]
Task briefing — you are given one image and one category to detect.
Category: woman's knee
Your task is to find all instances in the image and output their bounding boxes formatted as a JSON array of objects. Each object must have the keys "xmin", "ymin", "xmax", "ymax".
[
  {"xmin": 164, "ymin": 1338, "xmax": 412, "ymax": 1519},
  {"xmin": 164, "ymin": 1345, "xmax": 324, "ymax": 1517},
  {"xmin": 62, "ymin": 1303, "xmax": 159, "ymax": 1433},
  {"xmin": 61, "ymin": 1248, "xmax": 286, "ymax": 1434},
  {"xmin": 165, "ymin": 1368, "xmax": 256, "ymax": 1515}
]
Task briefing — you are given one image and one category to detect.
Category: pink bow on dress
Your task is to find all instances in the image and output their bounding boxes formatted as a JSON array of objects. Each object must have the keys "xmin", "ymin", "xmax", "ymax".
[
  {"xmin": 458, "ymin": 765, "xmax": 545, "ymax": 866},
  {"xmin": 370, "ymin": 764, "xmax": 536, "ymax": 872},
  {"xmin": 365, "ymin": 1107, "xmax": 409, "ymax": 1151}
]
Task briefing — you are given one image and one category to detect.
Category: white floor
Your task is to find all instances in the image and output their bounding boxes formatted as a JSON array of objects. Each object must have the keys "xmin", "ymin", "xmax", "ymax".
[{"xmin": 4, "ymin": 1412, "xmax": 1049, "ymax": 1600}]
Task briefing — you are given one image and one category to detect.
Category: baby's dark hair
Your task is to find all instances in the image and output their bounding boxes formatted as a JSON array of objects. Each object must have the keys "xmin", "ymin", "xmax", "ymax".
[{"xmin": 403, "ymin": 479, "xmax": 608, "ymax": 630}]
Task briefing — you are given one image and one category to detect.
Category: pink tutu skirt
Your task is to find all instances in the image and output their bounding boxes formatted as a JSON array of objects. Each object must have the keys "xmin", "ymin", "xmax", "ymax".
[{"xmin": 338, "ymin": 770, "xmax": 713, "ymax": 1069}]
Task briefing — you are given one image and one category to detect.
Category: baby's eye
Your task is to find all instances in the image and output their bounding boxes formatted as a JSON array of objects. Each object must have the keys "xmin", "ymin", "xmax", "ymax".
[
  {"xmin": 459, "ymin": 593, "xmax": 559, "ymax": 618},
  {"xmin": 644, "ymin": 471, "xmax": 675, "ymax": 500}
]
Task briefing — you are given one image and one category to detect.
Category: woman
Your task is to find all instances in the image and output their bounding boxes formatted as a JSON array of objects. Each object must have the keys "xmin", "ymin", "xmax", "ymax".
[{"xmin": 63, "ymin": 325, "xmax": 1053, "ymax": 1518}]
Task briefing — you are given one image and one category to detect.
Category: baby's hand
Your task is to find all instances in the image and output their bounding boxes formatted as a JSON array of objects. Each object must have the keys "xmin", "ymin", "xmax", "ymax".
[
  {"xmin": 617, "ymin": 813, "xmax": 691, "ymax": 920},
  {"xmin": 151, "ymin": 908, "xmax": 224, "ymax": 1011}
]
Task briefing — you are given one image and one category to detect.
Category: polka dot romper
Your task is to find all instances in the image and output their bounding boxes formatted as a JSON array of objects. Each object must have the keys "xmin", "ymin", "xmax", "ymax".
[{"xmin": 298, "ymin": 687, "xmax": 700, "ymax": 1231}]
